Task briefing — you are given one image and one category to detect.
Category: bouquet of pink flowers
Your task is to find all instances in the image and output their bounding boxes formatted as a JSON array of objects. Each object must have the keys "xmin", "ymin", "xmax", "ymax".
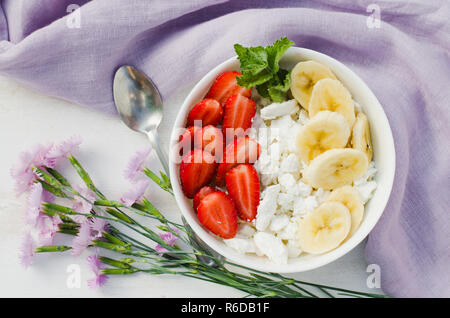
[{"xmin": 12, "ymin": 136, "xmax": 385, "ymax": 298}]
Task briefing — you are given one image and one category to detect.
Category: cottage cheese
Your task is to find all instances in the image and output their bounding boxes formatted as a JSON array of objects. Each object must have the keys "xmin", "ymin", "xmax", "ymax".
[{"xmin": 224, "ymin": 96, "xmax": 378, "ymax": 263}]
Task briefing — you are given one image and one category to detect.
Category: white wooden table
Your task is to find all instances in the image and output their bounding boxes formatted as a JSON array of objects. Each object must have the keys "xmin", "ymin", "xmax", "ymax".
[{"xmin": 0, "ymin": 75, "xmax": 383, "ymax": 297}]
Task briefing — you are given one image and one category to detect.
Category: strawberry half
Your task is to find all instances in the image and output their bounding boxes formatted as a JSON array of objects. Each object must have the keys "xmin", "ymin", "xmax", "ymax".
[
  {"xmin": 187, "ymin": 98, "xmax": 223, "ymax": 127},
  {"xmin": 180, "ymin": 149, "xmax": 217, "ymax": 198},
  {"xmin": 205, "ymin": 71, "xmax": 251, "ymax": 105},
  {"xmin": 216, "ymin": 136, "xmax": 261, "ymax": 185},
  {"xmin": 178, "ymin": 126, "xmax": 200, "ymax": 156},
  {"xmin": 222, "ymin": 94, "xmax": 256, "ymax": 140},
  {"xmin": 193, "ymin": 125, "xmax": 224, "ymax": 157},
  {"xmin": 193, "ymin": 186, "xmax": 217, "ymax": 212},
  {"xmin": 226, "ymin": 164, "xmax": 260, "ymax": 222},
  {"xmin": 197, "ymin": 191, "xmax": 238, "ymax": 239}
]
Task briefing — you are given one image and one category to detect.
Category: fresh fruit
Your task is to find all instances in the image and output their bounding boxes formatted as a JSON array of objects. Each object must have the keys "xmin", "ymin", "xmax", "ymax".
[
  {"xmin": 222, "ymin": 94, "xmax": 256, "ymax": 138},
  {"xmin": 308, "ymin": 78, "xmax": 355, "ymax": 126},
  {"xmin": 216, "ymin": 136, "xmax": 261, "ymax": 185},
  {"xmin": 178, "ymin": 126, "xmax": 200, "ymax": 156},
  {"xmin": 297, "ymin": 201, "xmax": 351, "ymax": 254},
  {"xmin": 197, "ymin": 191, "xmax": 238, "ymax": 239},
  {"xmin": 326, "ymin": 185, "xmax": 364, "ymax": 236},
  {"xmin": 180, "ymin": 149, "xmax": 217, "ymax": 198},
  {"xmin": 351, "ymin": 112, "xmax": 373, "ymax": 162},
  {"xmin": 205, "ymin": 71, "xmax": 252, "ymax": 105},
  {"xmin": 225, "ymin": 164, "xmax": 260, "ymax": 222},
  {"xmin": 290, "ymin": 61, "xmax": 337, "ymax": 109},
  {"xmin": 193, "ymin": 125, "xmax": 224, "ymax": 157},
  {"xmin": 303, "ymin": 148, "xmax": 368, "ymax": 190},
  {"xmin": 193, "ymin": 186, "xmax": 217, "ymax": 212},
  {"xmin": 187, "ymin": 98, "xmax": 223, "ymax": 127},
  {"xmin": 296, "ymin": 111, "xmax": 350, "ymax": 163}
]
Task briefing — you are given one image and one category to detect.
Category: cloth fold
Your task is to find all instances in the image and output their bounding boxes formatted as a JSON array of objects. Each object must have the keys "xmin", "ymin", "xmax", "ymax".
[{"xmin": 0, "ymin": 0, "xmax": 449, "ymax": 297}]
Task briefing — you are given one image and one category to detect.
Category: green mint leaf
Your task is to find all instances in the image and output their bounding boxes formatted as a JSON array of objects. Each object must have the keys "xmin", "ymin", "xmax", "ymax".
[
  {"xmin": 234, "ymin": 44, "xmax": 268, "ymax": 74},
  {"xmin": 234, "ymin": 37, "xmax": 294, "ymax": 101},
  {"xmin": 256, "ymin": 82, "xmax": 270, "ymax": 99},
  {"xmin": 268, "ymin": 69, "xmax": 291, "ymax": 103},
  {"xmin": 236, "ymin": 69, "xmax": 273, "ymax": 88},
  {"xmin": 256, "ymin": 69, "xmax": 291, "ymax": 102},
  {"xmin": 266, "ymin": 37, "xmax": 294, "ymax": 74},
  {"xmin": 234, "ymin": 44, "xmax": 273, "ymax": 88}
]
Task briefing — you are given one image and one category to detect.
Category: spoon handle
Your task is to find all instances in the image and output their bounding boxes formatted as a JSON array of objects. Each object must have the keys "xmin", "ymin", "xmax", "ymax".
[{"xmin": 146, "ymin": 129, "xmax": 170, "ymax": 177}]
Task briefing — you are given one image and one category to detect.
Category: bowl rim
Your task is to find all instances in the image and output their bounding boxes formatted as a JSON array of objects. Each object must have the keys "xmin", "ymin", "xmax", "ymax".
[{"xmin": 169, "ymin": 46, "xmax": 396, "ymax": 273}]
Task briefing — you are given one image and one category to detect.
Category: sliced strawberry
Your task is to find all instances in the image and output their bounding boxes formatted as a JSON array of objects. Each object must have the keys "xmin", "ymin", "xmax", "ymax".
[
  {"xmin": 187, "ymin": 98, "xmax": 223, "ymax": 127},
  {"xmin": 226, "ymin": 164, "xmax": 260, "ymax": 222},
  {"xmin": 222, "ymin": 94, "xmax": 256, "ymax": 140},
  {"xmin": 193, "ymin": 186, "xmax": 217, "ymax": 212},
  {"xmin": 197, "ymin": 191, "xmax": 238, "ymax": 239},
  {"xmin": 205, "ymin": 71, "xmax": 251, "ymax": 105},
  {"xmin": 216, "ymin": 136, "xmax": 261, "ymax": 185},
  {"xmin": 180, "ymin": 149, "xmax": 217, "ymax": 198},
  {"xmin": 178, "ymin": 126, "xmax": 200, "ymax": 156},
  {"xmin": 193, "ymin": 125, "xmax": 224, "ymax": 157}
]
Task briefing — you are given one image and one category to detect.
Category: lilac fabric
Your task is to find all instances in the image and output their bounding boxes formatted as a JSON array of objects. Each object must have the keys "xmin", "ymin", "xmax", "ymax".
[{"xmin": 0, "ymin": 0, "xmax": 449, "ymax": 297}]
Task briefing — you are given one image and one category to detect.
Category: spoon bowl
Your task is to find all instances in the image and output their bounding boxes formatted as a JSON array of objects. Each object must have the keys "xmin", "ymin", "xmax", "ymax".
[{"xmin": 113, "ymin": 65, "xmax": 163, "ymax": 133}]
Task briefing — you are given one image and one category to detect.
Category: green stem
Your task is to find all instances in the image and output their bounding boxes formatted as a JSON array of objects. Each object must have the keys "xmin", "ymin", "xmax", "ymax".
[
  {"xmin": 102, "ymin": 268, "xmax": 138, "ymax": 275},
  {"xmin": 68, "ymin": 155, "xmax": 105, "ymax": 199},
  {"xmin": 58, "ymin": 229, "xmax": 78, "ymax": 235},
  {"xmin": 93, "ymin": 240, "xmax": 131, "ymax": 253},
  {"xmin": 36, "ymin": 245, "xmax": 72, "ymax": 253},
  {"xmin": 34, "ymin": 159, "xmax": 387, "ymax": 299},
  {"xmin": 99, "ymin": 256, "xmax": 132, "ymax": 269}
]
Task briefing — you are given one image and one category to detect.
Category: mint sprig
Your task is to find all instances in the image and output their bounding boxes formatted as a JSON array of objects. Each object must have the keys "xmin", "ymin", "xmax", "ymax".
[{"xmin": 234, "ymin": 37, "xmax": 294, "ymax": 103}]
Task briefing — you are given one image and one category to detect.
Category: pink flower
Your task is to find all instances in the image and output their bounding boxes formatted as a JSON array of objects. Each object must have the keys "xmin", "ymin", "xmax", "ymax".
[
  {"xmin": 123, "ymin": 148, "xmax": 151, "ymax": 181},
  {"xmin": 71, "ymin": 220, "xmax": 92, "ymax": 257},
  {"xmin": 89, "ymin": 212, "xmax": 108, "ymax": 238},
  {"xmin": 33, "ymin": 143, "xmax": 55, "ymax": 168},
  {"xmin": 47, "ymin": 135, "xmax": 82, "ymax": 161},
  {"xmin": 11, "ymin": 136, "xmax": 82, "ymax": 196},
  {"xmin": 41, "ymin": 189, "xmax": 54, "ymax": 203},
  {"xmin": 88, "ymin": 271, "xmax": 108, "ymax": 289},
  {"xmin": 71, "ymin": 215, "xmax": 85, "ymax": 224},
  {"xmin": 10, "ymin": 143, "xmax": 53, "ymax": 195},
  {"xmin": 87, "ymin": 254, "xmax": 108, "ymax": 289},
  {"xmin": 72, "ymin": 184, "xmax": 96, "ymax": 214},
  {"xmin": 155, "ymin": 229, "xmax": 179, "ymax": 254},
  {"xmin": 25, "ymin": 183, "xmax": 43, "ymax": 226},
  {"xmin": 37, "ymin": 215, "xmax": 62, "ymax": 246},
  {"xmin": 120, "ymin": 179, "xmax": 149, "ymax": 207},
  {"xmin": 10, "ymin": 151, "xmax": 35, "ymax": 195},
  {"xmin": 19, "ymin": 232, "xmax": 35, "ymax": 268}
]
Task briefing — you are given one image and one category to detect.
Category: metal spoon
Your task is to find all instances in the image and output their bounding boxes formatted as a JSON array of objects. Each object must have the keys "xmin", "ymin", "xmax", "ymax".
[
  {"xmin": 113, "ymin": 65, "xmax": 169, "ymax": 175},
  {"xmin": 113, "ymin": 65, "xmax": 222, "ymax": 267}
]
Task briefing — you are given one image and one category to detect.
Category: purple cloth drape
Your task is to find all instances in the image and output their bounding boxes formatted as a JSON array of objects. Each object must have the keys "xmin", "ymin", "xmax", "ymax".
[{"xmin": 0, "ymin": 0, "xmax": 449, "ymax": 297}]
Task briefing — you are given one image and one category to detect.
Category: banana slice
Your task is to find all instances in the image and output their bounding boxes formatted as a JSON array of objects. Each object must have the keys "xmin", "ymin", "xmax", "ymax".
[
  {"xmin": 296, "ymin": 111, "xmax": 350, "ymax": 163},
  {"xmin": 303, "ymin": 148, "xmax": 368, "ymax": 190},
  {"xmin": 326, "ymin": 186, "xmax": 364, "ymax": 236},
  {"xmin": 351, "ymin": 112, "xmax": 373, "ymax": 162},
  {"xmin": 290, "ymin": 61, "xmax": 337, "ymax": 110},
  {"xmin": 308, "ymin": 78, "xmax": 356, "ymax": 126},
  {"xmin": 297, "ymin": 201, "xmax": 351, "ymax": 254}
]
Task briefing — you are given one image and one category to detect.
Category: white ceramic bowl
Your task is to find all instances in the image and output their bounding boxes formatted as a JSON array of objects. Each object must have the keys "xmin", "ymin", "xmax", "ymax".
[{"xmin": 169, "ymin": 47, "xmax": 395, "ymax": 273}]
